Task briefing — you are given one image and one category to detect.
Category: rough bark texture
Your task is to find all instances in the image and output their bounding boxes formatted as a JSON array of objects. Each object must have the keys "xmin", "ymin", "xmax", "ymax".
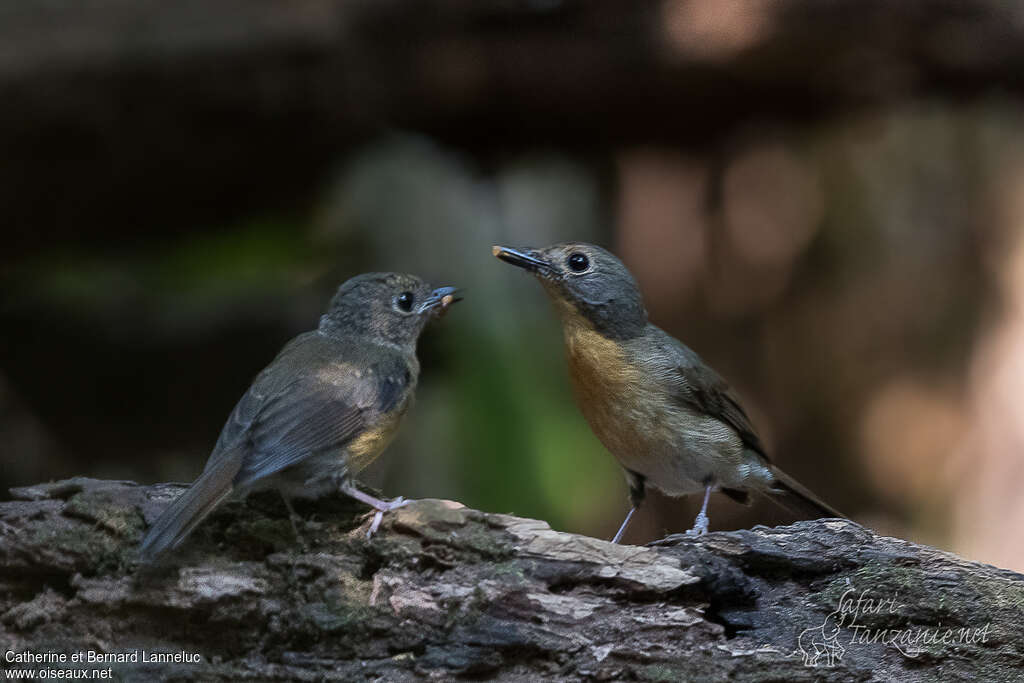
[
  {"xmin": 1, "ymin": 478, "xmax": 1022, "ymax": 681},
  {"xmin": 6, "ymin": 0, "xmax": 1024, "ymax": 255}
]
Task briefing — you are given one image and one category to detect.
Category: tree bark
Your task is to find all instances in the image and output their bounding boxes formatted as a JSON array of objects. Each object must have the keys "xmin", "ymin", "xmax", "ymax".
[{"xmin": 1, "ymin": 477, "xmax": 1021, "ymax": 681}]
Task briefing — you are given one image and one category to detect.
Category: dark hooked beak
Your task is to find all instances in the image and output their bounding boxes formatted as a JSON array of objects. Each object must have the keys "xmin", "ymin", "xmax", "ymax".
[
  {"xmin": 417, "ymin": 286, "xmax": 461, "ymax": 314},
  {"xmin": 492, "ymin": 245, "xmax": 552, "ymax": 275}
]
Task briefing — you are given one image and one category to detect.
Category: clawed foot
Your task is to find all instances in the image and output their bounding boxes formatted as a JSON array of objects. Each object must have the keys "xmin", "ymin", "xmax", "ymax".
[
  {"xmin": 686, "ymin": 484, "xmax": 713, "ymax": 536},
  {"xmin": 339, "ymin": 484, "xmax": 414, "ymax": 539},
  {"xmin": 686, "ymin": 510, "xmax": 709, "ymax": 536},
  {"xmin": 364, "ymin": 496, "xmax": 413, "ymax": 538}
]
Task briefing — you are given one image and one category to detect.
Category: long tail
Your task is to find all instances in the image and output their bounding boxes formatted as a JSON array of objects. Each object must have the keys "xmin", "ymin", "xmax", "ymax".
[
  {"xmin": 765, "ymin": 465, "xmax": 845, "ymax": 520},
  {"xmin": 139, "ymin": 453, "xmax": 241, "ymax": 563}
]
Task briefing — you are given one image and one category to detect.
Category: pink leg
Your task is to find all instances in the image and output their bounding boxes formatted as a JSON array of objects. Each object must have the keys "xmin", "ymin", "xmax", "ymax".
[
  {"xmin": 686, "ymin": 485, "xmax": 713, "ymax": 536},
  {"xmin": 339, "ymin": 484, "xmax": 412, "ymax": 538},
  {"xmin": 611, "ymin": 506, "xmax": 637, "ymax": 544}
]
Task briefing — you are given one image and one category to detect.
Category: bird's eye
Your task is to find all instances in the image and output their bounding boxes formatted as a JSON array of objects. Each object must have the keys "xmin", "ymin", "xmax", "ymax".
[
  {"xmin": 567, "ymin": 252, "xmax": 589, "ymax": 272},
  {"xmin": 395, "ymin": 292, "xmax": 414, "ymax": 312}
]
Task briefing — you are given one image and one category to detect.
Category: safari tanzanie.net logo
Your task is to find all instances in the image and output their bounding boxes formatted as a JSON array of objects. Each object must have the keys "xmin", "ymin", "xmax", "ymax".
[{"xmin": 797, "ymin": 587, "xmax": 991, "ymax": 667}]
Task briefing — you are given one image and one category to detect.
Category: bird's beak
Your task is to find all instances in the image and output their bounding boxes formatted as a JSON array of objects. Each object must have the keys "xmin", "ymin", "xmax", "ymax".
[
  {"xmin": 417, "ymin": 286, "xmax": 461, "ymax": 315},
  {"xmin": 492, "ymin": 245, "xmax": 552, "ymax": 275}
]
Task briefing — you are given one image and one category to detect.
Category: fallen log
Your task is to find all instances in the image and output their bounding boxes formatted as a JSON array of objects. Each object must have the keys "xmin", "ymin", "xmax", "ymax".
[{"xmin": 1, "ymin": 477, "xmax": 1021, "ymax": 680}]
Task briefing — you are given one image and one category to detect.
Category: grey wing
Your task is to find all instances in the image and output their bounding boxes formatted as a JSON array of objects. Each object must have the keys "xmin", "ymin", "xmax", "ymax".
[
  {"xmin": 231, "ymin": 347, "xmax": 414, "ymax": 486},
  {"xmin": 206, "ymin": 332, "xmax": 320, "ymax": 471},
  {"xmin": 650, "ymin": 329, "xmax": 844, "ymax": 517},
  {"xmin": 142, "ymin": 380, "xmax": 368, "ymax": 562},
  {"xmin": 652, "ymin": 329, "xmax": 767, "ymax": 457},
  {"xmin": 232, "ymin": 374, "xmax": 377, "ymax": 487},
  {"xmin": 205, "ymin": 383, "xmax": 264, "ymax": 472}
]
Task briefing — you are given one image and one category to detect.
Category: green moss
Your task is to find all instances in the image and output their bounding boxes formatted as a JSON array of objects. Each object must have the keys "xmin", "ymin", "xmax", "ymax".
[
  {"xmin": 488, "ymin": 561, "xmax": 528, "ymax": 583},
  {"xmin": 976, "ymin": 576, "xmax": 1024, "ymax": 612},
  {"xmin": 30, "ymin": 523, "xmax": 127, "ymax": 575},
  {"xmin": 639, "ymin": 664, "xmax": 688, "ymax": 682},
  {"xmin": 815, "ymin": 565, "xmax": 970, "ymax": 625},
  {"xmin": 806, "ymin": 564, "xmax": 1020, "ymax": 670},
  {"xmin": 305, "ymin": 600, "xmax": 380, "ymax": 634},
  {"xmin": 64, "ymin": 492, "xmax": 146, "ymax": 540},
  {"xmin": 34, "ymin": 491, "xmax": 150, "ymax": 573},
  {"xmin": 437, "ymin": 519, "xmax": 516, "ymax": 561}
]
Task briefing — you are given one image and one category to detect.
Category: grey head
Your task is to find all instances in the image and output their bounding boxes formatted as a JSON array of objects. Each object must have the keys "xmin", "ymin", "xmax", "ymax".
[
  {"xmin": 319, "ymin": 272, "xmax": 459, "ymax": 349},
  {"xmin": 493, "ymin": 242, "xmax": 648, "ymax": 340}
]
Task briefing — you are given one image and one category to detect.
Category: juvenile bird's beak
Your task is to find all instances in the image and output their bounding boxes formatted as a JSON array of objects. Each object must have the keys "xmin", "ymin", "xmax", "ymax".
[
  {"xmin": 417, "ymin": 286, "xmax": 461, "ymax": 315},
  {"xmin": 492, "ymin": 246, "xmax": 552, "ymax": 275}
]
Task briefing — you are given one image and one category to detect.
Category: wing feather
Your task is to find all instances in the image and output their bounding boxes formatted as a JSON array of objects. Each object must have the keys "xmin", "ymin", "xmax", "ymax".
[
  {"xmin": 648, "ymin": 327, "xmax": 767, "ymax": 457},
  {"xmin": 141, "ymin": 333, "xmax": 416, "ymax": 560},
  {"xmin": 234, "ymin": 385, "xmax": 369, "ymax": 485}
]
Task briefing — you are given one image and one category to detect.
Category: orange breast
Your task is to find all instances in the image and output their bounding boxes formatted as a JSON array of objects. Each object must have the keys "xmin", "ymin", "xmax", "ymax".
[
  {"xmin": 564, "ymin": 325, "xmax": 658, "ymax": 462},
  {"xmin": 562, "ymin": 322, "xmax": 760, "ymax": 497}
]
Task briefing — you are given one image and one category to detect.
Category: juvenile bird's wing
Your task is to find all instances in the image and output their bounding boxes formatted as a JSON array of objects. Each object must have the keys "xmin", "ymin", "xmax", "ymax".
[
  {"xmin": 205, "ymin": 332, "xmax": 323, "ymax": 469},
  {"xmin": 140, "ymin": 334, "xmax": 412, "ymax": 561},
  {"xmin": 229, "ymin": 335, "xmax": 413, "ymax": 486},
  {"xmin": 139, "ymin": 450, "xmax": 242, "ymax": 562}
]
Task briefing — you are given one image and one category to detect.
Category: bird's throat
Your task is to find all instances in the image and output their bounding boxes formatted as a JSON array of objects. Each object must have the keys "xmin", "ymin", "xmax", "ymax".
[{"xmin": 563, "ymin": 321, "xmax": 644, "ymax": 414}]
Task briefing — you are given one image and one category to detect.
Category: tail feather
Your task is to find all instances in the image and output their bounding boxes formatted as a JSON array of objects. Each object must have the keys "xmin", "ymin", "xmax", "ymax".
[
  {"xmin": 139, "ymin": 454, "xmax": 241, "ymax": 563},
  {"xmin": 765, "ymin": 465, "xmax": 845, "ymax": 520}
]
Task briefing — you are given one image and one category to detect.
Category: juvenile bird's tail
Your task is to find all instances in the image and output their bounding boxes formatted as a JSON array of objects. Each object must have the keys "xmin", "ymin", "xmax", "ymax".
[
  {"xmin": 765, "ymin": 465, "xmax": 845, "ymax": 520},
  {"xmin": 139, "ymin": 454, "xmax": 241, "ymax": 563}
]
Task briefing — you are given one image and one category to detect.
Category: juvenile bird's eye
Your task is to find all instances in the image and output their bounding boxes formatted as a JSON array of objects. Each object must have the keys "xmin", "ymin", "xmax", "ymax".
[
  {"xmin": 395, "ymin": 292, "xmax": 414, "ymax": 312},
  {"xmin": 567, "ymin": 252, "xmax": 589, "ymax": 272}
]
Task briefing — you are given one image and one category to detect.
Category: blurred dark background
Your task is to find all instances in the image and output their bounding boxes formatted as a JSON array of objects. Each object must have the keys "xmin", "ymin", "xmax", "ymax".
[{"xmin": 2, "ymin": 0, "xmax": 1023, "ymax": 570}]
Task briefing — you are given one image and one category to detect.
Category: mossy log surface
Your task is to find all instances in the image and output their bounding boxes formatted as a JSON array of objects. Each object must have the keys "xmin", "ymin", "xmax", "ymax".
[{"xmin": 1, "ymin": 478, "xmax": 1022, "ymax": 681}]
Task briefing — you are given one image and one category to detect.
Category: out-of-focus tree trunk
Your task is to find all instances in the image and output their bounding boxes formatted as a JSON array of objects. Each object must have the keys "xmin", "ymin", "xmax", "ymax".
[{"xmin": 5, "ymin": 0, "xmax": 1024, "ymax": 256}]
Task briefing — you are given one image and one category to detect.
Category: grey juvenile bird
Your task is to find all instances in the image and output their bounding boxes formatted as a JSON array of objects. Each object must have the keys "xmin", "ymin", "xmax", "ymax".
[
  {"xmin": 494, "ymin": 242, "xmax": 841, "ymax": 542},
  {"xmin": 139, "ymin": 273, "xmax": 458, "ymax": 561}
]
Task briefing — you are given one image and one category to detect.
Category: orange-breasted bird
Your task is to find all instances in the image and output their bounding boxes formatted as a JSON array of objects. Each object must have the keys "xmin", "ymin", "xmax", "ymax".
[
  {"xmin": 493, "ymin": 242, "xmax": 842, "ymax": 542},
  {"xmin": 139, "ymin": 273, "xmax": 458, "ymax": 561}
]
